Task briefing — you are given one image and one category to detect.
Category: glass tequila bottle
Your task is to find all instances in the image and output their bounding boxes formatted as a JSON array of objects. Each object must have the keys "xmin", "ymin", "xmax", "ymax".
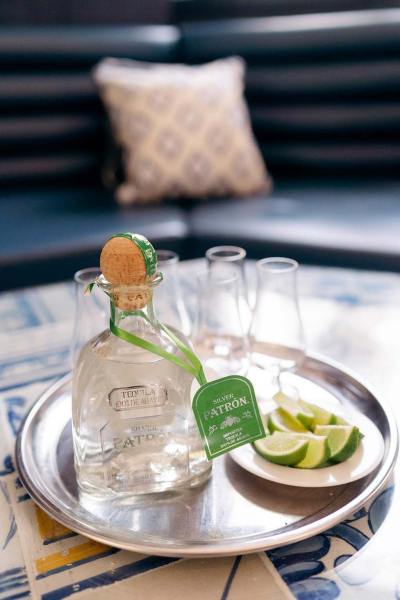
[{"xmin": 72, "ymin": 235, "xmax": 211, "ymax": 499}]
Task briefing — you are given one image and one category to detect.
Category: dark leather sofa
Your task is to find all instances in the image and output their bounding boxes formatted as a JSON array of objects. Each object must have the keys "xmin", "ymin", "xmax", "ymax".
[{"xmin": 1, "ymin": 7, "xmax": 400, "ymax": 290}]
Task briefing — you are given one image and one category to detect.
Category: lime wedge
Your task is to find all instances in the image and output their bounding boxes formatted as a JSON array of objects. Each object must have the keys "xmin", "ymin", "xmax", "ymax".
[
  {"xmin": 314, "ymin": 425, "xmax": 361, "ymax": 462},
  {"xmin": 274, "ymin": 392, "xmax": 314, "ymax": 428},
  {"xmin": 267, "ymin": 408, "xmax": 308, "ymax": 434},
  {"xmin": 334, "ymin": 415, "xmax": 349, "ymax": 426},
  {"xmin": 253, "ymin": 433, "xmax": 309, "ymax": 466},
  {"xmin": 333, "ymin": 416, "xmax": 363, "ymax": 441},
  {"xmin": 293, "ymin": 434, "xmax": 330, "ymax": 469},
  {"xmin": 299, "ymin": 401, "xmax": 336, "ymax": 428}
]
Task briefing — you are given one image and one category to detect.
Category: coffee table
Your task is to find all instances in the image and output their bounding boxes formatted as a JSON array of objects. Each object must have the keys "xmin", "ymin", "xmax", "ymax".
[{"xmin": 1, "ymin": 261, "xmax": 399, "ymax": 599}]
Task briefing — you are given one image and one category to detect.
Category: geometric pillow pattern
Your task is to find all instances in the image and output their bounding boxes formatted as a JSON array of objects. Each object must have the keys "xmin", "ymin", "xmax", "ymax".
[{"xmin": 94, "ymin": 57, "xmax": 272, "ymax": 204}]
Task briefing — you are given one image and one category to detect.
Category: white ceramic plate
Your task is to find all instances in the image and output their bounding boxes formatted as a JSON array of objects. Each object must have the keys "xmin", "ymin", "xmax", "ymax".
[{"xmin": 230, "ymin": 402, "xmax": 385, "ymax": 488}]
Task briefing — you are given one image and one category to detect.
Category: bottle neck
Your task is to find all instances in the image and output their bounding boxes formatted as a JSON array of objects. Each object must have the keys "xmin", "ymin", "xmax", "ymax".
[
  {"xmin": 110, "ymin": 296, "xmax": 178, "ymax": 355},
  {"xmin": 111, "ymin": 296, "xmax": 159, "ymax": 331},
  {"xmin": 106, "ymin": 282, "xmax": 205, "ymax": 380}
]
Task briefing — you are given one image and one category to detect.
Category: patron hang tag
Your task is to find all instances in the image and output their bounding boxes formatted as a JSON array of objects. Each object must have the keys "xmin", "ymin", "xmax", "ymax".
[{"xmin": 192, "ymin": 375, "xmax": 266, "ymax": 460}]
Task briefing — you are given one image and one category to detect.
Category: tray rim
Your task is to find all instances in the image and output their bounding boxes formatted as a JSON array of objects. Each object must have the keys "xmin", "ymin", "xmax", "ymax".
[{"xmin": 15, "ymin": 353, "xmax": 398, "ymax": 557}]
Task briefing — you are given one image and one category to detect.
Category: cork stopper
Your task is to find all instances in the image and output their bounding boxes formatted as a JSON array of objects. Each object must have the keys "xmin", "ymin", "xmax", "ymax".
[
  {"xmin": 108, "ymin": 283, "xmax": 152, "ymax": 311},
  {"xmin": 99, "ymin": 233, "xmax": 157, "ymax": 310},
  {"xmin": 100, "ymin": 236, "xmax": 147, "ymax": 285}
]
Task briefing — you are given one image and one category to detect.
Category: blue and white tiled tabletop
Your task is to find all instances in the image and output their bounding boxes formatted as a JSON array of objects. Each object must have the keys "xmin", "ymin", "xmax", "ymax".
[{"xmin": 1, "ymin": 261, "xmax": 400, "ymax": 600}]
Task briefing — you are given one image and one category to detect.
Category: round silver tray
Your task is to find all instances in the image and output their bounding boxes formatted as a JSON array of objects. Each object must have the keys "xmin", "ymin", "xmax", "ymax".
[{"xmin": 16, "ymin": 355, "xmax": 398, "ymax": 557}]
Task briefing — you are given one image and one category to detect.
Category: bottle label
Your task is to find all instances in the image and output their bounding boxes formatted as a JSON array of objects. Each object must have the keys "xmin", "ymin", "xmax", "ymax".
[
  {"xmin": 130, "ymin": 234, "xmax": 157, "ymax": 277},
  {"xmin": 192, "ymin": 375, "xmax": 265, "ymax": 460},
  {"xmin": 108, "ymin": 384, "xmax": 167, "ymax": 418}
]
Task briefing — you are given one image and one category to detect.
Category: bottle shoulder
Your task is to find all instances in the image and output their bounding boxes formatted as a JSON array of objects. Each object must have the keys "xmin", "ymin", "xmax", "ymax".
[
  {"xmin": 87, "ymin": 329, "xmax": 161, "ymax": 364},
  {"xmin": 80, "ymin": 326, "xmax": 193, "ymax": 366}
]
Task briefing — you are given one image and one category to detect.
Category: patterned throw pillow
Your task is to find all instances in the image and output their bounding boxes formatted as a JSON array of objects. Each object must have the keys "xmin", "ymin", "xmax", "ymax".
[{"xmin": 93, "ymin": 57, "xmax": 272, "ymax": 205}]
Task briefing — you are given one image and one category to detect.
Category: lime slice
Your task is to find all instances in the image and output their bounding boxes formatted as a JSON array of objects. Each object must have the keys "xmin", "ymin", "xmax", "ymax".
[
  {"xmin": 314, "ymin": 425, "xmax": 361, "ymax": 462},
  {"xmin": 274, "ymin": 392, "xmax": 314, "ymax": 428},
  {"xmin": 267, "ymin": 408, "xmax": 308, "ymax": 434},
  {"xmin": 299, "ymin": 401, "xmax": 336, "ymax": 428},
  {"xmin": 333, "ymin": 416, "xmax": 364, "ymax": 441},
  {"xmin": 293, "ymin": 434, "xmax": 330, "ymax": 469},
  {"xmin": 334, "ymin": 415, "xmax": 349, "ymax": 426},
  {"xmin": 333, "ymin": 415, "xmax": 364, "ymax": 441},
  {"xmin": 253, "ymin": 433, "xmax": 309, "ymax": 466}
]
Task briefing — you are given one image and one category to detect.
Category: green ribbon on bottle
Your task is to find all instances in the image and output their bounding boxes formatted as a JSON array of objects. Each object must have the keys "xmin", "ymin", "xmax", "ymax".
[
  {"xmin": 85, "ymin": 286, "xmax": 266, "ymax": 461},
  {"xmin": 109, "ymin": 301, "xmax": 207, "ymax": 386}
]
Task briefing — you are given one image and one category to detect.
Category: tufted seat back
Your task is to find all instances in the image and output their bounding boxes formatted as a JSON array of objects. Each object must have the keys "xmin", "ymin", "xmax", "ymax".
[
  {"xmin": 179, "ymin": 8, "xmax": 400, "ymax": 177},
  {"xmin": 0, "ymin": 25, "xmax": 180, "ymax": 189},
  {"xmin": 2, "ymin": 12, "xmax": 400, "ymax": 187}
]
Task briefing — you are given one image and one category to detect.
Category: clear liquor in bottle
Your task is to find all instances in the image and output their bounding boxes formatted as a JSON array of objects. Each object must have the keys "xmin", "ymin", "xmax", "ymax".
[{"xmin": 72, "ymin": 273, "xmax": 211, "ymax": 499}]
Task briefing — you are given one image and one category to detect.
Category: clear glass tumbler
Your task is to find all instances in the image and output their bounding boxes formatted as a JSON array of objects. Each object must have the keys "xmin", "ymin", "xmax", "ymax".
[
  {"xmin": 206, "ymin": 245, "xmax": 251, "ymax": 331},
  {"xmin": 250, "ymin": 257, "xmax": 305, "ymax": 393},
  {"xmin": 71, "ymin": 267, "xmax": 109, "ymax": 368},
  {"xmin": 154, "ymin": 249, "xmax": 192, "ymax": 337},
  {"xmin": 193, "ymin": 270, "xmax": 250, "ymax": 377}
]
